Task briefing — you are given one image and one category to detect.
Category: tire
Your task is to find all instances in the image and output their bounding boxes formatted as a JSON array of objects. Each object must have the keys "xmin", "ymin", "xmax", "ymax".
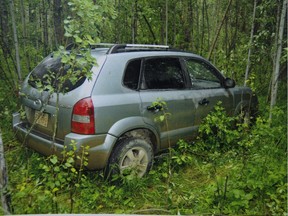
[{"xmin": 105, "ymin": 137, "xmax": 153, "ymax": 179}]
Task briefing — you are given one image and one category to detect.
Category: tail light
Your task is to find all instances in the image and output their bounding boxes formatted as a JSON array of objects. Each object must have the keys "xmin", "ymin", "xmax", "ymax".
[{"xmin": 72, "ymin": 97, "xmax": 95, "ymax": 135}]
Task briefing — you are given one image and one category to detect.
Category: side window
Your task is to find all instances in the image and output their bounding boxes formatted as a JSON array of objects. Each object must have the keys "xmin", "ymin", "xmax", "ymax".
[
  {"xmin": 123, "ymin": 59, "xmax": 141, "ymax": 90},
  {"xmin": 143, "ymin": 58, "xmax": 185, "ymax": 89},
  {"xmin": 185, "ymin": 59, "xmax": 221, "ymax": 89}
]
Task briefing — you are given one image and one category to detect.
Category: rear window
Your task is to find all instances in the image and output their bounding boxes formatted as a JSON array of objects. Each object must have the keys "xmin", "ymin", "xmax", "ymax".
[{"xmin": 28, "ymin": 55, "xmax": 88, "ymax": 93}]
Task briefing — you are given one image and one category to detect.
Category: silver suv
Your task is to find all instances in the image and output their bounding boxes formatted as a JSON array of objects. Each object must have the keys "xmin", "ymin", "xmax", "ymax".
[{"xmin": 13, "ymin": 44, "xmax": 258, "ymax": 177}]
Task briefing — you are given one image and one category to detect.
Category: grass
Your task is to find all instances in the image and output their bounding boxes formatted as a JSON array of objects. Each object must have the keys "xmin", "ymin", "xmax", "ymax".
[
  {"xmin": 3, "ymin": 129, "xmax": 287, "ymax": 215},
  {"xmin": 3, "ymin": 142, "xmax": 211, "ymax": 214},
  {"xmin": 1, "ymin": 86, "xmax": 287, "ymax": 214}
]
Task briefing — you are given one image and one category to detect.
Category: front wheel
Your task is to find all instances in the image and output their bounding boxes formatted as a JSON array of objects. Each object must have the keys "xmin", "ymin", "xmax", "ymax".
[{"xmin": 106, "ymin": 137, "xmax": 153, "ymax": 178}]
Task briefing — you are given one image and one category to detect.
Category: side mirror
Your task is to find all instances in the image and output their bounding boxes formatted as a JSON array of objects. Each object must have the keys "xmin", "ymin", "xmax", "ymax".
[{"xmin": 224, "ymin": 78, "xmax": 236, "ymax": 88}]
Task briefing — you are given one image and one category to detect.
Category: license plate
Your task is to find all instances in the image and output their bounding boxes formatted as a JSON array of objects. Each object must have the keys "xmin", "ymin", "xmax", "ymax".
[{"xmin": 35, "ymin": 111, "xmax": 49, "ymax": 127}]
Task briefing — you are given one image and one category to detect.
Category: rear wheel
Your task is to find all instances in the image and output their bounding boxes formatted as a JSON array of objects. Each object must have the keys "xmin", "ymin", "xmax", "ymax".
[{"xmin": 106, "ymin": 137, "xmax": 153, "ymax": 178}]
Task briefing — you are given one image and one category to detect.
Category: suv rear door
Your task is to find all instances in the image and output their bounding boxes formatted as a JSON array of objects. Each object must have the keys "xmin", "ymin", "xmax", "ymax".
[{"xmin": 139, "ymin": 57, "xmax": 197, "ymax": 149}]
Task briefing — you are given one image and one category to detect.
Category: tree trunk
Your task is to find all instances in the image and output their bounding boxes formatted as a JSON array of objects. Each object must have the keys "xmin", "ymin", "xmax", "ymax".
[
  {"xmin": 0, "ymin": 130, "xmax": 11, "ymax": 215},
  {"xmin": 20, "ymin": 0, "xmax": 31, "ymax": 71},
  {"xmin": 269, "ymin": 0, "xmax": 287, "ymax": 120},
  {"xmin": 244, "ymin": 0, "xmax": 257, "ymax": 87},
  {"xmin": 131, "ymin": 0, "xmax": 138, "ymax": 43},
  {"xmin": 200, "ymin": 0, "xmax": 205, "ymax": 53},
  {"xmin": 9, "ymin": 0, "xmax": 22, "ymax": 81},
  {"xmin": 0, "ymin": 0, "xmax": 10, "ymax": 57},
  {"xmin": 188, "ymin": 0, "xmax": 194, "ymax": 50},
  {"xmin": 204, "ymin": 0, "xmax": 210, "ymax": 51},
  {"xmin": 195, "ymin": 2, "xmax": 200, "ymax": 52},
  {"xmin": 53, "ymin": 0, "xmax": 63, "ymax": 46},
  {"xmin": 207, "ymin": 0, "xmax": 233, "ymax": 60},
  {"xmin": 42, "ymin": 0, "xmax": 49, "ymax": 55},
  {"xmin": 165, "ymin": 0, "xmax": 168, "ymax": 45},
  {"xmin": 142, "ymin": 14, "xmax": 157, "ymax": 43}
]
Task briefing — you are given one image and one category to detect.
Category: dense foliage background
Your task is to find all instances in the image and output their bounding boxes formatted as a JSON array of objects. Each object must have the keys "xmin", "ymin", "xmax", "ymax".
[{"xmin": 0, "ymin": 0, "xmax": 287, "ymax": 214}]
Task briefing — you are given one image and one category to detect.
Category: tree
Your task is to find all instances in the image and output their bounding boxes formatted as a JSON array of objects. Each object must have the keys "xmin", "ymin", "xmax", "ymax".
[
  {"xmin": 0, "ymin": 130, "xmax": 10, "ymax": 215},
  {"xmin": 20, "ymin": 0, "xmax": 31, "ymax": 71},
  {"xmin": 9, "ymin": 0, "xmax": 21, "ymax": 81},
  {"xmin": 244, "ymin": 0, "xmax": 257, "ymax": 87},
  {"xmin": 131, "ymin": 0, "xmax": 138, "ymax": 43},
  {"xmin": 0, "ymin": 0, "xmax": 10, "ymax": 57},
  {"xmin": 53, "ymin": 0, "xmax": 64, "ymax": 46},
  {"xmin": 207, "ymin": 0, "xmax": 233, "ymax": 60},
  {"xmin": 269, "ymin": 0, "xmax": 287, "ymax": 120}
]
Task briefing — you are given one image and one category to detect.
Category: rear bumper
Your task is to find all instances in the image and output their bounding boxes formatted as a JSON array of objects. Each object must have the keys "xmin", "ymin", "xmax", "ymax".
[{"xmin": 12, "ymin": 112, "xmax": 117, "ymax": 170}]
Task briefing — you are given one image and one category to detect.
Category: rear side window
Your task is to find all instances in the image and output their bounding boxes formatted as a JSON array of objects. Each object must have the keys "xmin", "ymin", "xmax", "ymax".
[
  {"xmin": 28, "ymin": 55, "xmax": 87, "ymax": 92},
  {"xmin": 123, "ymin": 59, "xmax": 141, "ymax": 90},
  {"xmin": 143, "ymin": 58, "xmax": 185, "ymax": 89}
]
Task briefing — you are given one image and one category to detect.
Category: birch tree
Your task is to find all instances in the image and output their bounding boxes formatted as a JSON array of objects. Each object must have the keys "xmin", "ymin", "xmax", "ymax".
[
  {"xmin": 269, "ymin": 0, "xmax": 287, "ymax": 120},
  {"xmin": 244, "ymin": 0, "xmax": 257, "ymax": 87}
]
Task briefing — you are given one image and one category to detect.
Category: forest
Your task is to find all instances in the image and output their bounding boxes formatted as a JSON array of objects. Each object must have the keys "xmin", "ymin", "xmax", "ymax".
[{"xmin": 0, "ymin": 0, "xmax": 287, "ymax": 214}]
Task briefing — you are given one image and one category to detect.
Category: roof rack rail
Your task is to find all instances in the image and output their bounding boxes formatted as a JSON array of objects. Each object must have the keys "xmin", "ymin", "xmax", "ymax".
[
  {"xmin": 65, "ymin": 43, "xmax": 115, "ymax": 50},
  {"xmin": 107, "ymin": 44, "xmax": 170, "ymax": 54},
  {"xmin": 90, "ymin": 43, "xmax": 115, "ymax": 49}
]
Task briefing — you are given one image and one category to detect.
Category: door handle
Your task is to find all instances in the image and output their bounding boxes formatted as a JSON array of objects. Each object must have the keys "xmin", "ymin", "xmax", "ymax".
[
  {"xmin": 147, "ymin": 104, "xmax": 162, "ymax": 112},
  {"xmin": 199, "ymin": 98, "xmax": 209, "ymax": 106}
]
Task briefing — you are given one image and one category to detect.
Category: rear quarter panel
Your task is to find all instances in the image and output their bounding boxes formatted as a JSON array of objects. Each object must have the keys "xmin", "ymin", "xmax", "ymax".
[{"xmin": 91, "ymin": 55, "xmax": 143, "ymax": 135}]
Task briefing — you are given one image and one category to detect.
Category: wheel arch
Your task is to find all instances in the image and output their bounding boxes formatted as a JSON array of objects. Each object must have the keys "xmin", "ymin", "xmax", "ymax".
[{"xmin": 107, "ymin": 116, "xmax": 160, "ymax": 153}]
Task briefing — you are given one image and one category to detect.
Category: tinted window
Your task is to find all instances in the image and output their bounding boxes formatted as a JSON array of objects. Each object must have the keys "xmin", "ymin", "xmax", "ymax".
[
  {"xmin": 185, "ymin": 59, "xmax": 221, "ymax": 89},
  {"xmin": 143, "ymin": 58, "xmax": 185, "ymax": 89},
  {"xmin": 28, "ymin": 55, "xmax": 87, "ymax": 92},
  {"xmin": 123, "ymin": 59, "xmax": 141, "ymax": 90}
]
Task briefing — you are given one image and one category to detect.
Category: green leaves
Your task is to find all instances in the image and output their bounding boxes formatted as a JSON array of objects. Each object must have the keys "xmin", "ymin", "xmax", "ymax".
[
  {"xmin": 51, "ymin": 0, "xmax": 112, "ymax": 95},
  {"xmin": 64, "ymin": 0, "xmax": 115, "ymax": 46},
  {"xmin": 151, "ymin": 98, "xmax": 171, "ymax": 123},
  {"xmin": 183, "ymin": 102, "xmax": 287, "ymax": 215},
  {"xmin": 50, "ymin": 156, "xmax": 58, "ymax": 165},
  {"xmin": 30, "ymin": 142, "xmax": 90, "ymax": 213}
]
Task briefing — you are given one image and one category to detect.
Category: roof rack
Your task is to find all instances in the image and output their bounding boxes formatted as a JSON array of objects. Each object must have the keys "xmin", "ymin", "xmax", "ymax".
[
  {"xmin": 107, "ymin": 44, "xmax": 171, "ymax": 54},
  {"xmin": 65, "ymin": 43, "xmax": 115, "ymax": 50},
  {"xmin": 64, "ymin": 43, "xmax": 173, "ymax": 54},
  {"xmin": 90, "ymin": 43, "xmax": 115, "ymax": 49}
]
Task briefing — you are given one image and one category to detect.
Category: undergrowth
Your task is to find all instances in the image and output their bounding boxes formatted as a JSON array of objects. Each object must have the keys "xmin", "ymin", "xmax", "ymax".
[{"xmin": 2, "ymin": 100, "xmax": 287, "ymax": 215}]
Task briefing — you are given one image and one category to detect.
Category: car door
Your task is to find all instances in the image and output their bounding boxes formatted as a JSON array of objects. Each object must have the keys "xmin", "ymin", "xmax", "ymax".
[
  {"xmin": 183, "ymin": 58, "xmax": 235, "ymax": 126},
  {"xmin": 139, "ymin": 57, "xmax": 197, "ymax": 149}
]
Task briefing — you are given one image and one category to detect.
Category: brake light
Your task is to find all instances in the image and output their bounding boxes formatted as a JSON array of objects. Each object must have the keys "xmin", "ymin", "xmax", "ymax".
[{"xmin": 72, "ymin": 97, "xmax": 95, "ymax": 135}]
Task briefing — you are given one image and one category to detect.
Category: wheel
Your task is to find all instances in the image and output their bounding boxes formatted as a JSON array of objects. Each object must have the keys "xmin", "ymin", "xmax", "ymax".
[{"xmin": 105, "ymin": 137, "xmax": 153, "ymax": 179}]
